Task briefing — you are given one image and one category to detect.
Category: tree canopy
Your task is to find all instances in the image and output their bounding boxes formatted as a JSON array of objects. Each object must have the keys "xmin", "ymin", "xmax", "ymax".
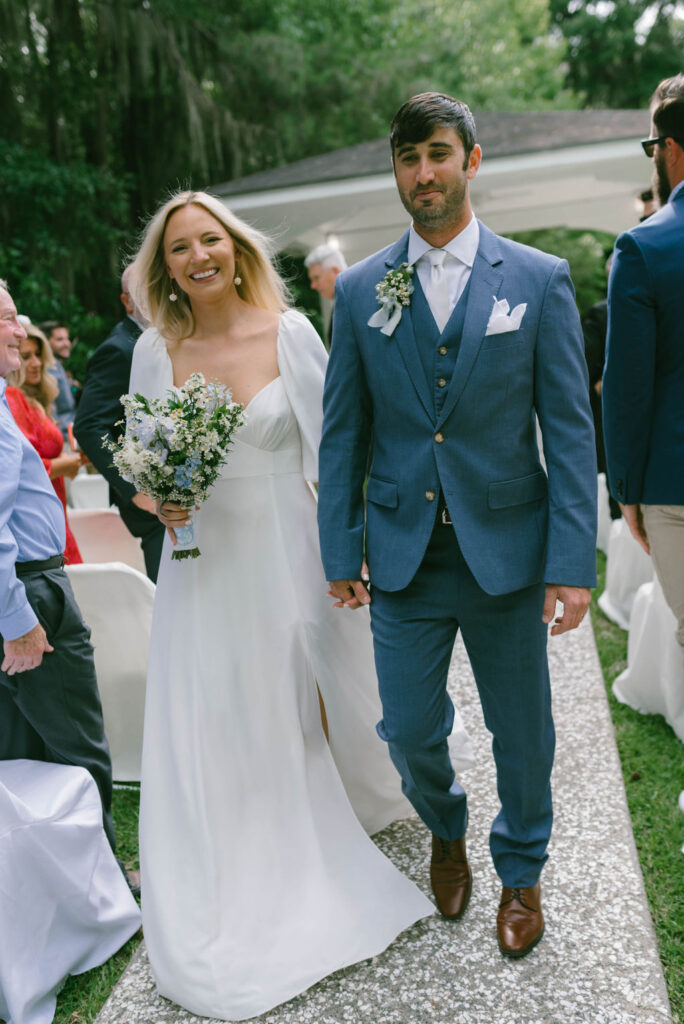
[{"xmin": 1, "ymin": 0, "xmax": 681, "ymax": 351}]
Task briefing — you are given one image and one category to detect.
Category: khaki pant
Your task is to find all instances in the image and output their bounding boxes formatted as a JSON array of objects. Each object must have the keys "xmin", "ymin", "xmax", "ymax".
[{"xmin": 642, "ymin": 504, "xmax": 684, "ymax": 650}]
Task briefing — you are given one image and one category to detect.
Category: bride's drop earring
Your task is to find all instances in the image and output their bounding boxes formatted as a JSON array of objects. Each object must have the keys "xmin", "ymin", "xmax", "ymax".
[
  {"xmin": 234, "ymin": 274, "xmax": 242, "ymax": 286},
  {"xmin": 169, "ymin": 280, "xmax": 178, "ymax": 302}
]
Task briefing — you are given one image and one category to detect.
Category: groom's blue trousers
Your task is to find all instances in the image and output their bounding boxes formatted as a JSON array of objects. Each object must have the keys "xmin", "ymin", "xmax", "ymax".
[{"xmin": 369, "ymin": 516, "xmax": 554, "ymax": 888}]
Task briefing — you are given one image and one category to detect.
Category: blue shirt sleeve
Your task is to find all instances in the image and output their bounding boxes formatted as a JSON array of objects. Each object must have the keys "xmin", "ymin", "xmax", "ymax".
[{"xmin": 0, "ymin": 418, "xmax": 39, "ymax": 640}]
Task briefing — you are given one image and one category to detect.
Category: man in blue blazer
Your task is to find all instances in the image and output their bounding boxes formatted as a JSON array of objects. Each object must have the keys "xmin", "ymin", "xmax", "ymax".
[
  {"xmin": 603, "ymin": 74, "xmax": 684, "ymax": 656},
  {"xmin": 74, "ymin": 268, "xmax": 164, "ymax": 581},
  {"xmin": 318, "ymin": 93, "xmax": 597, "ymax": 958}
]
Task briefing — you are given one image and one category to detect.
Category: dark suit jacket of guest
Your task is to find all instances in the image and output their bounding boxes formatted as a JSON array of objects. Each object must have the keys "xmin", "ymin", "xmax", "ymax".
[
  {"xmin": 603, "ymin": 182, "xmax": 684, "ymax": 505},
  {"xmin": 74, "ymin": 316, "xmax": 164, "ymax": 581},
  {"xmin": 74, "ymin": 316, "xmax": 142, "ymax": 505}
]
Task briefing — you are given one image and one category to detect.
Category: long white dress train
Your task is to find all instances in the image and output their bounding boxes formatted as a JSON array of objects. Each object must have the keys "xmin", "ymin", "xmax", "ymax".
[{"xmin": 132, "ymin": 311, "xmax": 470, "ymax": 1021}]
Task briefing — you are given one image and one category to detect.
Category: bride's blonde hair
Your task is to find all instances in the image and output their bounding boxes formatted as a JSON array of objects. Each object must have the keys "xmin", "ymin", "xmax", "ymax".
[{"xmin": 128, "ymin": 190, "xmax": 291, "ymax": 341}]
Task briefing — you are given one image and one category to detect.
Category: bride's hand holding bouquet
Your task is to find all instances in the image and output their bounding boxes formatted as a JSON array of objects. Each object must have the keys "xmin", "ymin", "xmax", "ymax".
[{"xmin": 104, "ymin": 372, "xmax": 244, "ymax": 560}]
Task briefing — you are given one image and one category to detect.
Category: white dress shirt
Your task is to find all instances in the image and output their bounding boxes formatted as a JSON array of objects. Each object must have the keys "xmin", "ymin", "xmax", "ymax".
[{"xmin": 408, "ymin": 216, "xmax": 480, "ymax": 324}]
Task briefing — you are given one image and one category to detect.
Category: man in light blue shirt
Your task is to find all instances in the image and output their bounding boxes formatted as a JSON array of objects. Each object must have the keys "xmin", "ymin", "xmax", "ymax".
[{"xmin": 0, "ymin": 281, "xmax": 116, "ymax": 851}]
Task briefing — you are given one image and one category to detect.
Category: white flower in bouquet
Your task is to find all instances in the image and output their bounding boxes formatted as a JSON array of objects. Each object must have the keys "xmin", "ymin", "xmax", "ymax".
[{"xmin": 104, "ymin": 373, "xmax": 245, "ymax": 560}]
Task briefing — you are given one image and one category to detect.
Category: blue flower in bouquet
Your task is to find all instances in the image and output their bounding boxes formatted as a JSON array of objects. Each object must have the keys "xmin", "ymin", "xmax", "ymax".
[{"xmin": 104, "ymin": 373, "xmax": 245, "ymax": 561}]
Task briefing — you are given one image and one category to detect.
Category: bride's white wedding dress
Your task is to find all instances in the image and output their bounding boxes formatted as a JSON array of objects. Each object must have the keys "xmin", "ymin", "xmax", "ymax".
[{"xmin": 132, "ymin": 310, "xmax": 472, "ymax": 1021}]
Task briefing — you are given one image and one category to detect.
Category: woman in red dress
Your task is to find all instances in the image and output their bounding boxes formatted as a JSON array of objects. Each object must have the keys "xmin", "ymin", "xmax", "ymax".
[{"xmin": 6, "ymin": 324, "xmax": 84, "ymax": 564}]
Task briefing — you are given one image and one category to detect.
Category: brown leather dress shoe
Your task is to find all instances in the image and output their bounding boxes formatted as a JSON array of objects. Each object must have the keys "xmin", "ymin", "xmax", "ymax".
[
  {"xmin": 429, "ymin": 834, "xmax": 472, "ymax": 918},
  {"xmin": 496, "ymin": 882, "xmax": 544, "ymax": 958}
]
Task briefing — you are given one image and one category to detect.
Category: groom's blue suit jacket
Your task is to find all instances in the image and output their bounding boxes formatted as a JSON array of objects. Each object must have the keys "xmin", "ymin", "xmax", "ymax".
[{"xmin": 318, "ymin": 223, "xmax": 597, "ymax": 596}]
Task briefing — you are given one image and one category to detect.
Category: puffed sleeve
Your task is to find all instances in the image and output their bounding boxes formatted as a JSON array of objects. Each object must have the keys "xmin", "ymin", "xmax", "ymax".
[
  {"xmin": 129, "ymin": 328, "xmax": 173, "ymax": 402},
  {"xmin": 277, "ymin": 309, "xmax": 328, "ymax": 483}
]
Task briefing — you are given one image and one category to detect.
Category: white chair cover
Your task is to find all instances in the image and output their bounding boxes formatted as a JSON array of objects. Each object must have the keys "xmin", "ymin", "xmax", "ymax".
[
  {"xmin": 68, "ymin": 507, "xmax": 146, "ymax": 574},
  {"xmin": 66, "ymin": 563, "xmax": 155, "ymax": 781},
  {"xmin": 613, "ymin": 578, "xmax": 684, "ymax": 742},
  {"xmin": 0, "ymin": 760, "xmax": 140, "ymax": 1024},
  {"xmin": 66, "ymin": 472, "xmax": 111, "ymax": 510},
  {"xmin": 596, "ymin": 473, "xmax": 612, "ymax": 555},
  {"xmin": 598, "ymin": 517, "xmax": 654, "ymax": 630}
]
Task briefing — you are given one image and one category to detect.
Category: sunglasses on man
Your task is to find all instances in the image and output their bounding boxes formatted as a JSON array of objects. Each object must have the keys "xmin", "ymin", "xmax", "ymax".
[{"xmin": 641, "ymin": 135, "xmax": 683, "ymax": 157}]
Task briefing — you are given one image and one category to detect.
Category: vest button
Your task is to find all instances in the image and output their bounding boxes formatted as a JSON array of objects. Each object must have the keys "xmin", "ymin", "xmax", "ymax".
[
  {"xmin": 439, "ymin": 345, "xmax": 447, "ymax": 355},
  {"xmin": 425, "ymin": 490, "xmax": 436, "ymax": 501},
  {"xmin": 438, "ymin": 378, "xmax": 447, "ymax": 388},
  {"xmin": 434, "ymin": 432, "xmax": 444, "ymax": 443}
]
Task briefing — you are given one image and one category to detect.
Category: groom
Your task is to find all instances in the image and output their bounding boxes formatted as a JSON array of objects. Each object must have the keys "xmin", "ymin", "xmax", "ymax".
[{"xmin": 317, "ymin": 93, "xmax": 597, "ymax": 958}]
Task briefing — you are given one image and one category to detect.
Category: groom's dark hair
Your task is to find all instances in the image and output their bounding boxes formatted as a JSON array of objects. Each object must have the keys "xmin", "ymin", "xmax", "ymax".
[{"xmin": 390, "ymin": 93, "xmax": 477, "ymax": 167}]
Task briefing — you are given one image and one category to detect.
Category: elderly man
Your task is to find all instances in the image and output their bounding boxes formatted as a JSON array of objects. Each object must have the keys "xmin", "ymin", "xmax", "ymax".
[
  {"xmin": 75, "ymin": 267, "xmax": 164, "ymax": 581},
  {"xmin": 0, "ymin": 280, "xmax": 116, "ymax": 853},
  {"xmin": 305, "ymin": 243, "xmax": 347, "ymax": 301},
  {"xmin": 603, "ymin": 73, "xmax": 684, "ymax": 658}
]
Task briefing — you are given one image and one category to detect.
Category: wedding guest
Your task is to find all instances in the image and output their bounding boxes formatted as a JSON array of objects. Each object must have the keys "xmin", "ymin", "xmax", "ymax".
[
  {"xmin": 318, "ymin": 92, "xmax": 597, "ymax": 959},
  {"xmin": 305, "ymin": 242, "xmax": 347, "ymax": 300},
  {"xmin": 74, "ymin": 267, "xmax": 164, "ymax": 581},
  {"xmin": 6, "ymin": 324, "xmax": 84, "ymax": 564},
  {"xmin": 40, "ymin": 320, "xmax": 78, "ymax": 442},
  {"xmin": 638, "ymin": 186, "xmax": 658, "ymax": 221},
  {"xmin": 603, "ymin": 73, "xmax": 684, "ymax": 659},
  {"xmin": 581, "ymin": 254, "xmax": 620, "ymax": 519},
  {"xmin": 305, "ymin": 242, "xmax": 347, "ymax": 346},
  {"xmin": 127, "ymin": 190, "xmax": 441, "ymax": 1019},
  {"xmin": 0, "ymin": 279, "xmax": 115, "ymax": 854}
]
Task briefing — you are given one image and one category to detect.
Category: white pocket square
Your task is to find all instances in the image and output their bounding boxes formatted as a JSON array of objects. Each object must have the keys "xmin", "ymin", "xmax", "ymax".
[{"xmin": 485, "ymin": 296, "xmax": 527, "ymax": 336}]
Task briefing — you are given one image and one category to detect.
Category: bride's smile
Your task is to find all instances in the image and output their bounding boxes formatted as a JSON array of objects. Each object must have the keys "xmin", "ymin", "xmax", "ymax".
[{"xmin": 164, "ymin": 204, "xmax": 239, "ymax": 300}]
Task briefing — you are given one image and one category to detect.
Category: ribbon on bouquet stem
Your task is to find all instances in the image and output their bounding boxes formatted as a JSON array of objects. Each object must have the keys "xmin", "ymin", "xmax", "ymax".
[{"xmin": 172, "ymin": 513, "xmax": 200, "ymax": 561}]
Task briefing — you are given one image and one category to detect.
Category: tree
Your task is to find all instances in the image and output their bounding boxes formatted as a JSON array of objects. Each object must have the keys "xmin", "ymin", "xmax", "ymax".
[
  {"xmin": 0, "ymin": 0, "xmax": 578, "ymax": 347},
  {"xmin": 549, "ymin": 0, "xmax": 684, "ymax": 108}
]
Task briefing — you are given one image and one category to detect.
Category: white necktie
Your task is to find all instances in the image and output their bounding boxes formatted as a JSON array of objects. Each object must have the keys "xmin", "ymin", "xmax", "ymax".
[{"xmin": 423, "ymin": 248, "xmax": 451, "ymax": 332}]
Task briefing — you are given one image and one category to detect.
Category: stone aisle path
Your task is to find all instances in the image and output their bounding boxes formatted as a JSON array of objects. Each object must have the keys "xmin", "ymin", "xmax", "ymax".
[{"xmin": 96, "ymin": 619, "xmax": 672, "ymax": 1024}]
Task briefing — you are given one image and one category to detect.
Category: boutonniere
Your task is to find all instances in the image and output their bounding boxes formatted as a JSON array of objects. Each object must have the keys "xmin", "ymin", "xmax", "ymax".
[
  {"xmin": 367, "ymin": 263, "xmax": 414, "ymax": 337},
  {"xmin": 485, "ymin": 296, "xmax": 527, "ymax": 336}
]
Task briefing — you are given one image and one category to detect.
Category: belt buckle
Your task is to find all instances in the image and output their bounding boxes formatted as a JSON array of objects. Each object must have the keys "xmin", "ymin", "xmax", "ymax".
[{"xmin": 441, "ymin": 506, "xmax": 452, "ymax": 525}]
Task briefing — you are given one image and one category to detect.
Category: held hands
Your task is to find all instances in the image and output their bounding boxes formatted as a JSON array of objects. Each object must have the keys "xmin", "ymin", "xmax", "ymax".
[
  {"xmin": 1, "ymin": 624, "xmax": 54, "ymax": 675},
  {"xmin": 50, "ymin": 451, "xmax": 85, "ymax": 480},
  {"xmin": 155, "ymin": 498, "xmax": 198, "ymax": 546},
  {"xmin": 132, "ymin": 492, "xmax": 156, "ymax": 515},
  {"xmin": 328, "ymin": 562, "xmax": 371, "ymax": 609},
  {"xmin": 542, "ymin": 584, "xmax": 591, "ymax": 636}
]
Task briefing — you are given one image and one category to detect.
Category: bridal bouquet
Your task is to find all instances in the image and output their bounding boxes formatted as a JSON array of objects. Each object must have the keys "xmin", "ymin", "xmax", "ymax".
[{"xmin": 104, "ymin": 373, "xmax": 244, "ymax": 560}]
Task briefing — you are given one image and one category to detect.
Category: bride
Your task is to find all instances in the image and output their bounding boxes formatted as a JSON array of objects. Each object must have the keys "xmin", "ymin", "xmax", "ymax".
[{"xmin": 128, "ymin": 190, "xmax": 472, "ymax": 1020}]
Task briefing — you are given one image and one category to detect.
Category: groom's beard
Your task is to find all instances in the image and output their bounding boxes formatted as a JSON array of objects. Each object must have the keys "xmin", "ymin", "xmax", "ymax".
[
  {"xmin": 398, "ymin": 178, "xmax": 468, "ymax": 230},
  {"xmin": 653, "ymin": 151, "xmax": 671, "ymax": 208}
]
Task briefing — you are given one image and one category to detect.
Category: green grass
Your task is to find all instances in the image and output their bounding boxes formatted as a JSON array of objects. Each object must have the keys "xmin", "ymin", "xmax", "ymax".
[
  {"xmin": 49, "ymin": 559, "xmax": 684, "ymax": 1022},
  {"xmin": 591, "ymin": 550, "xmax": 684, "ymax": 1023}
]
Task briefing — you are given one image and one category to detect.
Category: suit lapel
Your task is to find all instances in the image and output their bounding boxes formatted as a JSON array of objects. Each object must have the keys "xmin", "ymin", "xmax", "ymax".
[
  {"xmin": 437, "ymin": 223, "xmax": 504, "ymax": 425},
  {"xmin": 381, "ymin": 232, "xmax": 435, "ymax": 421}
]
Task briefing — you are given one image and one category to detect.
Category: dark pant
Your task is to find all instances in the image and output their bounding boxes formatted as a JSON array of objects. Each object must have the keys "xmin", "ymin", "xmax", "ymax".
[
  {"xmin": 118, "ymin": 500, "xmax": 165, "ymax": 583},
  {"xmin": 0, "ymin": 568, "xmax": 115, "ymax": 850},
  {"xmin": 370, "ymin": 518, "xmax": 554, "ymax": 888}
]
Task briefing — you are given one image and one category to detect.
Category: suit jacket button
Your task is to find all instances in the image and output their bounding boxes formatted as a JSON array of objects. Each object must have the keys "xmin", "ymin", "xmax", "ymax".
[
  {"xmin": 434, "ymin": 432, "xmax": 444, "ymax": 443},
  {"xmin": 438, "ymin": 378, "xmax": 447, "ymax": 388},
  {"xmin": 425, "ymin": 489, "xmax": 436, "ymax": 501},
  {"xmin": 439, "ymin": 345, "xmax": 447, "ymax": 355}
]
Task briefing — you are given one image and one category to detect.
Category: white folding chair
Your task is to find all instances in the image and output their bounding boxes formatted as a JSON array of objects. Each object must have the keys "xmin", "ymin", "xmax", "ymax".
[
  {"xmin": 0, "ymin": 760, "xmax": 140, "ymax": 1024},
  {"xmin": 68, "ymin": 507, "xmax": 146, "ymax": 574},
  {"xmin": 66, "ymin": 562, "xmax": 155, "ymax": 781},
  {"xmin": 598, "ymin": 517, "xmax": 653, "ymax": 629},
  {"xmin": 66, "ymin": 472, "xmax": 111, "ymax": 509},
  {"xmin": 613, "ymin": 577, "xmax": 684, "ymax": 742}
]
